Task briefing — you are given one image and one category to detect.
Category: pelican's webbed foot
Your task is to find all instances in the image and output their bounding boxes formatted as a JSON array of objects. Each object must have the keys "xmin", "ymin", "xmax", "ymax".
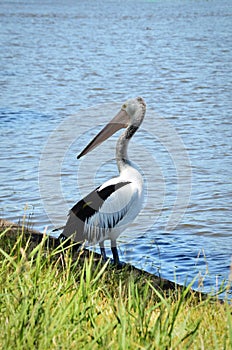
[{"xmin": 99, "ymin": 241, "xmax": 125, "ymax": 268}]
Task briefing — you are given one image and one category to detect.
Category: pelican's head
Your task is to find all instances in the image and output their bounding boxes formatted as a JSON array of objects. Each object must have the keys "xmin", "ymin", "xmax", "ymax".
[
  {"xmin": 121, "ymin": 96, "xmax": 146, "ymax": 128},
  {"xmin": 77, "ymin": 97, "xmax": 146, "ymax": 159}
]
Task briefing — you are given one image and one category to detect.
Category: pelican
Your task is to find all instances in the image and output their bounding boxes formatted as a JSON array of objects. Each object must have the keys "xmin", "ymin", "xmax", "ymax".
[{"xmin": 60, "ymin": 97, "xmax": 146, "ymax": 264}]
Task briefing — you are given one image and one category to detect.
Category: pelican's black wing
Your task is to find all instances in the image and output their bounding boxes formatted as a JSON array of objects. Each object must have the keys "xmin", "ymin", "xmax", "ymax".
[{"xmin": 61, "ymin": 181, "xmax": 131, "ymax": 243}]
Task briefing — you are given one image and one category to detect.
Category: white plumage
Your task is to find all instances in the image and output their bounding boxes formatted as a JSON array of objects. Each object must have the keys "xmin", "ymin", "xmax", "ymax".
[{"xmin": 85, "ymin": 171, "xmax": 143, "ymax": 244}]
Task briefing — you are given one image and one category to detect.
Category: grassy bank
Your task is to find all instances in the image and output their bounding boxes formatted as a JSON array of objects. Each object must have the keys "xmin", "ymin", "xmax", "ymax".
[{"xmin": 0, "ymin": 222, "xmax": 231, "ymax": 349}]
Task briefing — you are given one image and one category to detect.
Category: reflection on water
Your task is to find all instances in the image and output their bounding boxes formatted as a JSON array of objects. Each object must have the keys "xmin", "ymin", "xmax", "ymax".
[{"xmin": 0, "ymin": 0, "xmax": 231, "ymax": 296}]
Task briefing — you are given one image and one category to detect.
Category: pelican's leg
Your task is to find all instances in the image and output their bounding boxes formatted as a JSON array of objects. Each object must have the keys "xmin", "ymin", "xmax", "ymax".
[
  {"xmin": 111, "ymin": 240, "xmax": 120, "ymax": 265},
  {"xmin": 99, "ymin": 241, "xmax": 107, "ymax": 261}
]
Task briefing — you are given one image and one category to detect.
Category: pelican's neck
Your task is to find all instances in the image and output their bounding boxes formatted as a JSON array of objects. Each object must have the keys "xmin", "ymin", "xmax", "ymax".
[
  {"xmin": 116, "ymin": 125, "xmax": 138, "ymax": 172},
  {"xmin": 116, "ymin": 100, "xmax": 146, "ymax": 172}
]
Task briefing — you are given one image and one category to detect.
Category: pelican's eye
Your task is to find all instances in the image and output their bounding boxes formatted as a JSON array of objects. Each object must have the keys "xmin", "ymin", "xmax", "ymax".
[{"xmin": 122, "ymin": 103, "xmax": 127, "ymax": 109}]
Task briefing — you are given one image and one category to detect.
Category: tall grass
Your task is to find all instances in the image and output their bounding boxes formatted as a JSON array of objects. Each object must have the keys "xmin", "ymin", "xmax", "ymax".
[{"xmin": 0, "ymin": 227, "xmax": 231, "ymax": 349}]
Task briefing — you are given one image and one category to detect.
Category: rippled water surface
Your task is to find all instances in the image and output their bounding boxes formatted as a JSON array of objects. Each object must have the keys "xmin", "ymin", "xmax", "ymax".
[{"xmin": 1, "ymin": 0, "xmax": 232, "ymax": 296}]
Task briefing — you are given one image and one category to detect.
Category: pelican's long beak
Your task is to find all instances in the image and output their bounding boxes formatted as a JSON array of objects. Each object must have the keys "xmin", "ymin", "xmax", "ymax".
[{"xmin": 77, "ymin": 109, "xmax": 129, "ymax": 159}]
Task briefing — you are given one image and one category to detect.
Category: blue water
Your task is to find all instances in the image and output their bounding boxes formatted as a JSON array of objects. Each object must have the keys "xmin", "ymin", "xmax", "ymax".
[{"xmin": 1, "ymin": 0, "xmax": 231, "ymax": 297}]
